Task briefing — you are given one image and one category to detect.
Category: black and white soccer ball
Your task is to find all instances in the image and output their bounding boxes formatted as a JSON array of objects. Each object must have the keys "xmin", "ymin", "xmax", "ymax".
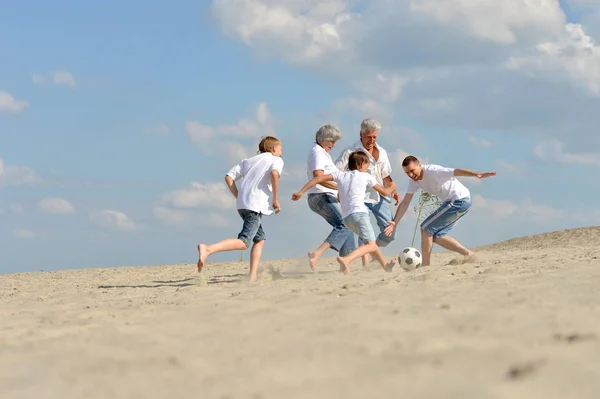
[{"xmin": 398, "ymin": 247, "xmax": 422, "ymax": 271}]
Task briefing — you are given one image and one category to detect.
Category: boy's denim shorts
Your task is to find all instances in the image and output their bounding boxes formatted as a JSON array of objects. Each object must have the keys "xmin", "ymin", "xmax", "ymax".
[
  {"xmin": 421, "ymin": 196, "xmax": 471, "ymax": 239},
  {"xmin": 343, "ymin": 212, "xmax": 376, "ymax": 244},
  {"xmin": 237, "ymin": 209, "xmax": 265, "ymax": 247}
]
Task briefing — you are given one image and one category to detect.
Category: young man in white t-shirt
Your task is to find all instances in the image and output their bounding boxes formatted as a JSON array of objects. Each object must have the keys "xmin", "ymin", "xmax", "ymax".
[
  {"xmin": 293, "ymin": 151, "xmax": 397, "ymax": 274},
  {"xmin": 197, "ymin": 136, "xmax": 284, "ymax": 282},
  {"xmin": 384, "ymin": 155, "xmax": 495, "ymax": 266}
]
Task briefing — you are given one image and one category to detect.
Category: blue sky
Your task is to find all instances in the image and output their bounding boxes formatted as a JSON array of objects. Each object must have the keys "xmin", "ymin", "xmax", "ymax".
[{"xmin": 2, "ymin": 0, "xmax": 600, "ymax": 274}]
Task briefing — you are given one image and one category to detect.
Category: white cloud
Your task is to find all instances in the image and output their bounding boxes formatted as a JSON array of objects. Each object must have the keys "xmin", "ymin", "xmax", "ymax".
[
  {"xmin": 0, "ymin": 91, "xmax": 29, "ymax": 114},
  {"xmin": 159, "ymin": 182, "xmax": 236, "ymax": 209},
  {"xmin": 186, "ymin": 102, "xmax": 275, "ymax": 147},
  {"xmin": 32, "ymin": 70, "xmax": 77, "ymax": 88},
  {"xmin": 0, "ymin": 163, "xmax": 42, "ymax": 187},
  {"xmin": 472, "ymin": 194, "xmax": 565, "ymax": 222},
  {"xmin": 211, "ymin": 1, "xmax": 600, "ymax": 148},
  {"xmin": 534, "ymin": 139, "xmax": 600, "ymax": 166},
  {"xmin": 495, "ymin": 159, "xmax": 523, "ymax": 173},
  {"xmin": 0, "ymin": 157, "xmax": 4, "ymax": 176},
  {"xmin": 153, "ymin": 206, "xmax": 230, "ymax": 228},
  {"xmin": 143, "ymin": 125, "xmax": 171, "ymax": 135},
  {"xmin": 38, "ymin": 197, "xmax": 75, "ymax": 214},
  {"xmin": 409, "ymin": 0, "xmax": 565, "ymax": 44},
  {"xmin": 13, "ymin": 229, "xmax": 35, "ymax": 239},
  {"xmin": 186, "ymin": 121, "xmax": 214, "ymax": 143},
  {"xmin": 90, "ymin": 210, "xmax": 136, "ymax": 230},
  {"xmin": 469, "ymin": 136, "xmax": 492, "ymax": 149},
  {"xmin": 507, "ymin": 23, "xmax": 600, "ymax": 95}
]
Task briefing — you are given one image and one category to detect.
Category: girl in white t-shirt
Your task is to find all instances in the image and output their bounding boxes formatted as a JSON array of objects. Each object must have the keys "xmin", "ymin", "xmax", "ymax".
[{"xmin": 293, "ymin": 151, "xmax": 397, "ymax": 274}]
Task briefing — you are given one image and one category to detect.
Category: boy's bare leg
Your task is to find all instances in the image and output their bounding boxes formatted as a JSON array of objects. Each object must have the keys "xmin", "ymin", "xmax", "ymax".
[
  {"xmin": 308, "ymin": 242, "xmax": 331, "ymax": 271},
  {"xmin": 197, "ymin": 238, "xmax": 247, "ymax": 273},
  {"xmin": 369, "ymin": 246, "xmax": 397, "ymax": 272},
  {"xmin": 249, "ymin": 240, "xmax": 265, "ymax": 282},
  {"xmin": 361, "ymin": 253, "xmax": 370, "ymax": 266},
  {"xmin": 421, "ymin": 229, "xmax": 434, "ymax": 266},
  {"xmin": 337, "ymin": 242, "xmax": 378, "ymax": 274}
]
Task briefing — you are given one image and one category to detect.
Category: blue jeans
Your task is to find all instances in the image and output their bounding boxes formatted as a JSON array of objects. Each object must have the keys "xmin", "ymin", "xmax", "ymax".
[
  {"xmin": 307, "ymin": 193, "xmax": 356, "ymax": 257},
  {"xmin": 237, "ymin": 209, "xmax": 265, "ymax": 247},
  {"xmin": 421, "ymin": 197, "xmax": 471, "ymax": 239},
  {"xmin": 343, "ymin": 212, "xmax": 376, "ymax": 243},
  {"xmin": 362, "ymin": 196, "xmax": 395, "ymax": 247}
]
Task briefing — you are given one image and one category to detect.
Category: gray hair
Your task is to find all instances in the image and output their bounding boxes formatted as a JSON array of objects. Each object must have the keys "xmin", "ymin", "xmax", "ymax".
[
  {"xmin": 360, "ymin": 118, "xmax": 381, "ymax": 134},
  {"xmin": 315, "ymin": 124, "xmax": 342, "ymax": 145}
]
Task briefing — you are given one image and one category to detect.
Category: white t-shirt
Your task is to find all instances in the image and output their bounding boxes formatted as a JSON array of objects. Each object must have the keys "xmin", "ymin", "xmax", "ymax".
[
  {"xmin": 335, "ymin": 140, "xmax": 392, "ymax": 204},
  {"xmin": 226, "ymin": 152, "xmax": 284, "ymax": 215},
  {"xmin": 330, "ymin": 170, "xmax": 379, "ymax": 219},
  {"xmin": 406, "ymin": 164, "xmax": 470, "ymax": 202},
  {"xmin": 306, "ymin": 142, "xmax": 338, "ymax": 196}
]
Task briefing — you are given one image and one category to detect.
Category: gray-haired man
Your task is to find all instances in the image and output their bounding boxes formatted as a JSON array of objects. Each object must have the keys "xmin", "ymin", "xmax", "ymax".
[{"xmin": 335, "ymin": 118, "xmax": 399, "ymax": 265}]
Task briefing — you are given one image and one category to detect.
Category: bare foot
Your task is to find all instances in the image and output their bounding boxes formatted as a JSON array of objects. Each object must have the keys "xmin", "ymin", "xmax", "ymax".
[
  {"xmin": 249, "ymin": 274, "xmax": 258, "ymax": 283},
  {"xmin": 197, "ymin": 244, "xmax": 208, "ymax": 273},
  {"xmin": 383, "ymin": 258, "xmax": 397, "ymax": 273},
  {"xmin": 336, "ymin": 256, "xmax": 350, "ymax": 274},
  {"xmin": 308, "ymin": 252, "xmax": 318, "ymax": 271},
  {"xmin": 464, "ymin": 253, "xmax": 479, "ymax": 264}
]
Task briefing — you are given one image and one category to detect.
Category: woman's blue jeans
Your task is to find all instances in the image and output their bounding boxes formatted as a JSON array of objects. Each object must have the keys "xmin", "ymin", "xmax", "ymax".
[{"xmin": 307, "ymin": 193, "xmax": 356, "ymax": 257}]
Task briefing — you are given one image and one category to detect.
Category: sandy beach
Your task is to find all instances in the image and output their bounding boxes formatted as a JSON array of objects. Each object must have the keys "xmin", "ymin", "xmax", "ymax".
[{"xmin": 2, "ymin": 226, "xmax": 600, "ymax": 398}]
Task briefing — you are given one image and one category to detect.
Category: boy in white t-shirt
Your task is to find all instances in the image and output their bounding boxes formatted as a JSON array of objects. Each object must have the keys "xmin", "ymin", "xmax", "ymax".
[
  {"xmin": 384, "ymin": 155, "xmax": 496, "ymax": 266},
  {"xmin": 292, "ymin": 151, "xmax": 397, "ymax": 274},
  {"xmin": 197, "ymin": 136, "xmax": 284, "ymax": 282}
]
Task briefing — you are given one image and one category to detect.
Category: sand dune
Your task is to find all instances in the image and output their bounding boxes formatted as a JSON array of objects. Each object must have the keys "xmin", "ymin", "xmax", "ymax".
[{"xmin": 2, "ymin": 227, "xmax": 600, "ymax": 398}]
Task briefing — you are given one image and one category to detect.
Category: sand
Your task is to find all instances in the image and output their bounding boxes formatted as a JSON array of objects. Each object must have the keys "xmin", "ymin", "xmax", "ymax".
[{"xmin": 2, "ymin": 226, "xmax": 600, "ymax": 398}]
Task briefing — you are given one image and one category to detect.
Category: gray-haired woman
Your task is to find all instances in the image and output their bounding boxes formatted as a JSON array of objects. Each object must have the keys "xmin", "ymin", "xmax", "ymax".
[{"xmin": 304, "ymin": 124, "xmax": 356, "ymax": 270}]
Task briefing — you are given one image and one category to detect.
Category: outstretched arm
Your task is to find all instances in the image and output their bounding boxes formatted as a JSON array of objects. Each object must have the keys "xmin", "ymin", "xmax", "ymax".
[
  {"xmin": 384, "ymin": 192, "xmax": 414, "ymax": 236},
  {"xmin": 225, "ymin": 175, "xmax": 238, "ymax": 198},
  {"xmin": 373, "ymin": 181, "xmax": 397, "ymax": 197},
  {"xmin": 292, "ymin": 175, "xmax": 334, "ymax": 200},
  {"xmin": 270, "ymin": 170, "xmax": 281, "ymax": 213},
  {"xmin": 453, "ymin": 168, "xmax": 496, "ymax": 179},
  {"xmin": 313, "ymin": 170, "xmax": 338, "ymax": 190}
]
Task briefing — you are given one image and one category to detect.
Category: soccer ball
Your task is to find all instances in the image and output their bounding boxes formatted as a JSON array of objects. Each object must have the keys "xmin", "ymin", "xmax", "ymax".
[{"xmin": 398, "ymin": 247, "xmax": 422, "ymax": 271}]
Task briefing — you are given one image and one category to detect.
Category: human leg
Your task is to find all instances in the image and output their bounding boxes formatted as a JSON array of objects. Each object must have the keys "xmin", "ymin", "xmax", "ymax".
[
  {"xmin": 420, "ymin": 197, "xmax": 472, "ymax": 266},
  {"xmin": 197, "ymin": 209, "xmax": 261, "ymax": 273},
  {"xmin": 338, "ymin": 212, "xmax": 395, "ymax": 273},
  {"xmin": 367, "ymin": 197, "xmax": 396, "ymax": 247},
  {"xmin": 307, "ymin": 193, "xmax": 356, "ymax": 269},
  {"xmin": 249, "ymin": 239, "xmax": 265, "ymax": 282},
  {"xmin": 421, "ymin": 229, "xmax": 434, "ymax": 266}
]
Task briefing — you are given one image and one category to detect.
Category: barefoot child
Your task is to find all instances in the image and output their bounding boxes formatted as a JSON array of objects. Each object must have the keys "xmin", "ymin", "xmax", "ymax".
[
  {"xmin": 384, "ymin": 155, "xmax": 496, "ymax": 266},
  {"xmin": 292, "ymin": 151, "xmax": 397, "ymax": 274},
  {"xmin": 197, "ymin": 136, "xmax": 284, "ymax": 282}
]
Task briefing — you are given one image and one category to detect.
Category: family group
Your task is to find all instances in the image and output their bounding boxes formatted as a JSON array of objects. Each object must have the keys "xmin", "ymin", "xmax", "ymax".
[{"xmin": 196, "ymin": 119, "xmax": 496, "ymax": 281}]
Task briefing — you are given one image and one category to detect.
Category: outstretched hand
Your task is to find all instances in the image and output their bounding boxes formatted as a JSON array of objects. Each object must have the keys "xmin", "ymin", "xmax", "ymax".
[
  {"xmin": 384, "ymin": 221, "xmax": 396, "ymax": 237},
  {"xmin": 476, "ymin": 172, "xmax": 496, "ymax": 179},
  {"xmin": 291, "ymin": 192, "xmax": 303, "ymax": 201}
]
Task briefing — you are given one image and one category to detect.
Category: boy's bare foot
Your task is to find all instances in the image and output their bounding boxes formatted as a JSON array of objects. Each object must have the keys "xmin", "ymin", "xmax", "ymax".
[
  {"xmin": 249, "ymin": 274, "xmax": 258, "ymax": 283},
  {"xmin": 336, "ymin": 256, "xmax": 351, "ymax": 274},
  {"xmin": 383, "ymin": 258, "xmax": 397, "ymax": 273},
  {"xmin": 197, "ymin": 244, "xmax": 208, "ymax": 273},
  {"xmin": 308, "ymin": 252, "xmax": 318, "ymax": 271}
]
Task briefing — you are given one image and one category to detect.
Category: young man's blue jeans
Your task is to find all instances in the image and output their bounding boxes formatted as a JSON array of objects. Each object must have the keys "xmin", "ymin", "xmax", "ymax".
[
  {"xmin": 307, "ymin": 193, "xmax": 356, "ymax": 257},
  {"xmin": 361, "ymin": 196, "xmax": 395, "ymax": 247}
]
